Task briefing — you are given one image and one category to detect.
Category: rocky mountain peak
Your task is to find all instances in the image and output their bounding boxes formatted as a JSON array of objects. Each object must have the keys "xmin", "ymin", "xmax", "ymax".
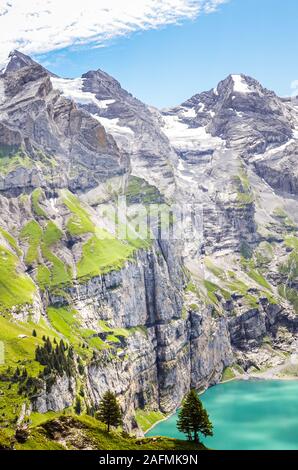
[
  {"xmin": 162, "ymin": 72, "xmax": 294, "ymax": 159},
  {"xmin": 1, "ymin": 50, "xmax": 39, "ymax": 74},
  {"xmin": 216, "ymin": 74, "xmax": 262, "ymax": 97},
  {"xmin": 173, "ymin": 73, "xmax": 276, "ymax": 117},
  {"xmin": 213, "ymin": 73, "xmax": 282, "ymax": 115},
  {"xmin": 1, "ymin": 50, "xmax": 58, "ymax": 79},
  {"xmin": 82, "ymin": 69, "xmax": 123, "ymax": 99}
]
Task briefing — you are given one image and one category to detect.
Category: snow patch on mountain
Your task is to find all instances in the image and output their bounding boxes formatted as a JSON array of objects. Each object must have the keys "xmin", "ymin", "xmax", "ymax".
[
  {"xmin": 51, "ymin": 77, "xmax": 115, "ymax": 109},
  {"xmin": 182, "ymin": 107, "xmax": 197, "ymax": 118},
  {"xmin": 162, "ymin": 114, "xmax": 223, "ymax": 152},
  {"xmin": 232, "ymin": 74, "xmax": 252, "ymax": 94},
  {"xmin": 177, "ymin": 159, "xmax": 197, "ymax": 183},
  {"xmin": 0, "ymin": 80, "xmax": 5, "ymax": 105},
  {"xmin": 97, "ymin": 99, "xmax": 116, "ymax": 108},
  {"xmin": 51, "ymin": 77, "xmax": 93, "ymax": 103},
  {"xmin": 92, "ymin": 115, "xmax": 134, "ymax": 141},
  {"xmin": 250, "ymin": 137, "xmax": 297, "ymax": 165}
]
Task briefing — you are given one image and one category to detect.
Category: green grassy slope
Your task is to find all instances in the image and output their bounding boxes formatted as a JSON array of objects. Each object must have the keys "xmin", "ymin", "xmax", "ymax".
[{"xmin": 0, "ymin": 414, "xmax": 205, "ymax": 451}]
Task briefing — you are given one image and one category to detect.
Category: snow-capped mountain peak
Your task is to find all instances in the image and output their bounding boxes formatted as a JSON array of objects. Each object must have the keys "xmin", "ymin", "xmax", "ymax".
[{"xmin": 231, "ymin": 74, "xmax": 253, "ymax": 94}]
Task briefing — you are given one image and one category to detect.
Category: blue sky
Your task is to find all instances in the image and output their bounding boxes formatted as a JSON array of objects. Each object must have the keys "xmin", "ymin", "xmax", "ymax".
[{"xmin": 1, "ymin": 0, "xmax": 298, "ymax": 107}]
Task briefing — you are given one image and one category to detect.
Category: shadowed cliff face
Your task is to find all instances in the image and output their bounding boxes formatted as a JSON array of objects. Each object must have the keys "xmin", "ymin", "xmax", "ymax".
[{"xmin": 0, "ymin": 52, "xmax": 298, "ymax": 435}]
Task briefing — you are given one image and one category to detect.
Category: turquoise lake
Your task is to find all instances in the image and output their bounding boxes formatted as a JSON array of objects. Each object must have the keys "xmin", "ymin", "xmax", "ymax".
[{"xmin": 147, "ymin": 380, "xmax": 298, "ymax": 450}]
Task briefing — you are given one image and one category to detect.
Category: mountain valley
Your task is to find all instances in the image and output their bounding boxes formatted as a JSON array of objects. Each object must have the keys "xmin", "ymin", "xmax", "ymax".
[{"xmin": 0, "ymin": 50, "xmax": 297, "ymax": 448}]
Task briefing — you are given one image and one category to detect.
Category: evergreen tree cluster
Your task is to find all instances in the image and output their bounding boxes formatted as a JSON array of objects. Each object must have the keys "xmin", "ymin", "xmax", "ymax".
[
  {"xmin": 18, "ymin": 374, "xmax": 43, "ymax": 397},
  {"xmin": 35, "ymin": 337, "xmax": 75, "ymax": 378},
  {"xmin": 9, "ymin": 367, "xmax": 43, "ymax": 397}
]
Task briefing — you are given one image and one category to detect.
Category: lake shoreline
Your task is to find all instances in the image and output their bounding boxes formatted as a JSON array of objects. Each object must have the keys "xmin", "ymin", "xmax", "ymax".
[
  {"xmin": 145, "ymin": 379, "xmax": 298, "ymax": 450},
  {"xmin": 221, "ymin": 373, "xmax": 298, "ymax": 384},
  {"xmin": 144, "ymin": 411, "xmax": 177, "ymax": 435},
  {"xmin": 146, "ymin": 372, "xmax": 298, "ymax": 436}
]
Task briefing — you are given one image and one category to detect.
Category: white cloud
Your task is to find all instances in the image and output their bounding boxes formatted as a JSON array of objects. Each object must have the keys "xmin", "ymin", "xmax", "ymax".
[{"xmin": 0, "ymin": 0, "xmax": 228, "ymax": 64}]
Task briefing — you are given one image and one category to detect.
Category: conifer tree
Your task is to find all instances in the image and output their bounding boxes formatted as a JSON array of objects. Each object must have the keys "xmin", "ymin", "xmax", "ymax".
[
  {"xmin": 177, "ymin": 389, "xmax": 213, "ymax": 444},
  {"xmin": 75, "ymin": 396, "xmax": 82, "ymax": 415},
  {"xmin": 96, "ymin": 390, "xmax": 122, "ymax": 433}
]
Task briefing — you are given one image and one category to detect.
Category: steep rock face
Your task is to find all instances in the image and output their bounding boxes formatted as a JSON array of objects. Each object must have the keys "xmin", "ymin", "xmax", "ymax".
[
  {"xmin": 190, "ymin": 309, "xmax": 233, "ymax": 388},
  {"xmin": 86, "ymin": 328, "xmax": 159, "ymax": 433},
  {"xmin": 49, "ymin": 240, "xmax": 184, "ymax": 328},
  {"xmin": 202, "ymin": 192, "xmax": 257, "ymax": 255},
  {"xmin": 251, "ymin": 139, "xmax": 298, "ymax": 195},
  {"xmin": 48, "ymin": 243, "xmax": 187, "ymax": 417},
  {"xmin": 33, "ymin": 241, "xmax": 234, "ymax": 429},
  {"xmin": 229, "ymin": 301, "xmax": 298, "ymax": 351},
  {"xmin": 34, "ymin": 375, "xmax": 76, "ymax": 414}
]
